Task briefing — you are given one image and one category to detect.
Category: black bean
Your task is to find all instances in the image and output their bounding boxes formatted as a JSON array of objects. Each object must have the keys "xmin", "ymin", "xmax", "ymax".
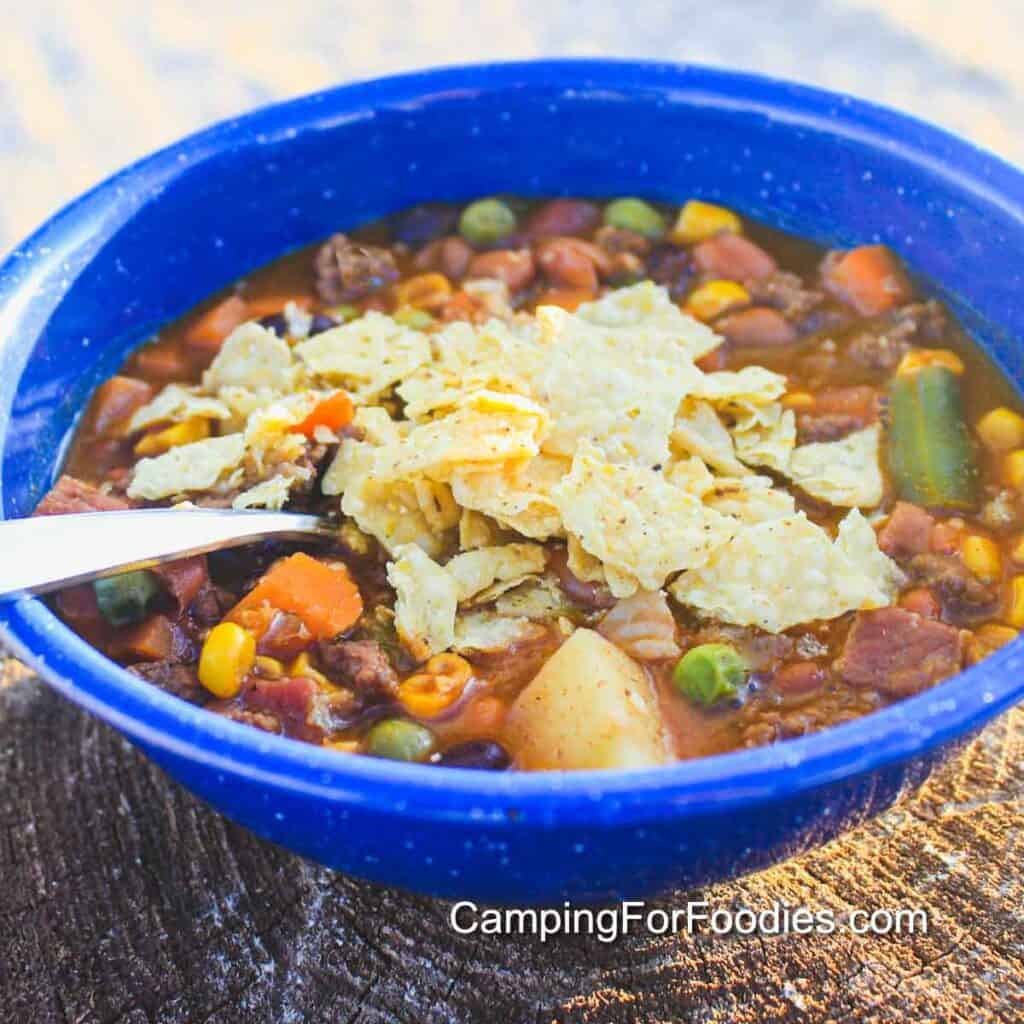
[
  {"xmin": 647, "ymin": 245, "xmax": 694, "ymax": 301},
  {"xmin": 308, "ymin": 313, "xmax": 338, "ymax": 336},
  {"xmin": 390, "ymin": 204, "xmax": 459, "ymax": 248},
  {"xmin": 438, "ymin": 740, "xmax": 511, "ymax": 771},
  {"xmin": 258, "ymin": 313, "xmax": 288, "ymax": 336}
]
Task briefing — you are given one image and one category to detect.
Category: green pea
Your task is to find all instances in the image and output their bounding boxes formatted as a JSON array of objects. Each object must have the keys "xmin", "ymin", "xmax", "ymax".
[
  {"xmin": 393, "ymin": 307, "xmax": 435, "ymax": 330},
  {"xmin": 328, "ymin": 304, "xmax": 359, "ymax": 322},
  {"xmin": 673, "ymin": 643, "xmax": 747, "ymax": 707},
  {"xmin": 93, "ymin": 570, "xmax": 161, "ymax": 627},
  {"xmin": 603, "ymin": 197, "xmax": 666, "ymax": 240},
  {"xmin": 458, "ymin": 198, "xmax": 518, "ymax": 246},
  {"xmin": 365, "ymin": 719, "xmax": 436, "ymax": 762}
]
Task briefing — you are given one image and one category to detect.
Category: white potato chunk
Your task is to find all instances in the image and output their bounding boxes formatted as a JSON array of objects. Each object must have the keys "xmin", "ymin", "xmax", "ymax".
[{"xmin": 503, "ymin": 628, "xmax": 672, "ymax": 771}]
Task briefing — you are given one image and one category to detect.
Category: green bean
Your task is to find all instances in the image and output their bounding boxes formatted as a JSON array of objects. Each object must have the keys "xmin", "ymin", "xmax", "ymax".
[
  {"xmin": 672, "ymin": 643, "xmax": 747, "ymax": 707},
  {"xmin": 365, "ymin": 719, "xmax": 436, "ymax": 762},
  {"xmin": 93, "ymin": 570, "xmax": 160, "ymax": 626},
  {"xmin": 887, "ymin": 365, "xmax": 978, "ymax": 509}
]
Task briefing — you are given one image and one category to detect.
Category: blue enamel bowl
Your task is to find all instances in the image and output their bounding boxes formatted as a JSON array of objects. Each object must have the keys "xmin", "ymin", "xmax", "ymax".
[{"xmin": 3, "ymin": 60, "xmax": 1024, "ymax": 904}]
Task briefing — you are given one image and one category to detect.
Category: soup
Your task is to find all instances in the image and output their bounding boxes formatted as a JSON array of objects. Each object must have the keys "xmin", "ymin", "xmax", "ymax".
[{"xmin": 34, "ymin": 195, "xmax": 1024, "ymax": 770}]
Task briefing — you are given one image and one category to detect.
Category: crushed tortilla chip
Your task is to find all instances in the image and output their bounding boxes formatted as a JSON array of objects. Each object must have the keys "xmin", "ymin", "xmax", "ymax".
[
  {"xmin": 372, "ymin": 400, "xmax": 547, "ymax": 484},
  {"xmin": 692, "ymin": 366, "xmax": 787, "ymax": 405},
  {"xmin": 533, "ymin": 304, "xmax": 702, "ymax": 466},
  {"xmin": 232, "ymin": 475, "xmax": 294, "ymax": 510},
  {"xmin": 449, "ymin": 454, "xmax": 567, "ymax": 539},
  {"xmin": 493, "ymin": 576, "xmax": 569, "ymax": 619},
  {"xmin": 128, "ymin": 433, "xmax": 246, "ymax": 500},
  {"xmin": 553, "ymin": 442, "xmax": 736, "ymax": 595},
  {"xmin": 576, "ymin": 281, "xmax": 722, "ymax": 361},
  {"xmin": 669, "ymin": 510, "xmax": 897, "ymax": 632},
  {"xmin": 671, "ymin": 400, "xmax": 750, "ymax": 477},
  {"xmin": 703, "ymin": 475, "xmax": 797, "ymax": 523},
  {"xmin": 732, "ymin": 403, "xmax": 796, "ymax": 473},
  {"xmin": 445, "ymin": 543, "xmax": 547, "ymax": 603},
  {"xmin": 129, "ymin": 384, "xmax": 230, "ymax": 433},
  {"xmin": 452, "ymin": 611, "xmax": 547, "ymax": 653},
  {"xmin": 295, "ymin": 312, "xmax": 431, "ymax": 401},
  {"xmin": 387, "ymin": 544, "xmax": 459, "ymax": 660},
  {"xmin": 786, "ymin": 424, "xmax": 884, "ymax": 508},
  {"xmin": 204, "ymin": 322, "xmax": 296, "ymax": 392},
  {"xmin": 458, "ymin": 509, "xmax": 500, "ymax": 551}
]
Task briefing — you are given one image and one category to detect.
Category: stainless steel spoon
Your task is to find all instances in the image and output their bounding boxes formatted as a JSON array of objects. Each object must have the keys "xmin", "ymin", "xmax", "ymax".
[{"xmin": 0, "ymin": 508, "xmax": 337, "ymax": 600}]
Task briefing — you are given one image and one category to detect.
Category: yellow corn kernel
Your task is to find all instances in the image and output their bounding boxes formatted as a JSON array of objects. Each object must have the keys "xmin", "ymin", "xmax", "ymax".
[
  {"xmin": 287, "ymin": 651, "xmax": 331, "ymax": 687},
  {"xmin": 134, "ymin": 417, "xmax": 211, "ymax": 456},
  {"xmin": 961, "ymin": 534, "xmax": 1002, "ymax": 582},
  {"xmin": 1004, "ymin": 450, "xmax": 1024, "ymax": 490},
  {"xmin": 254, "ymin": 655, "xmax": 284, "ymax": 678},
  {"xmin": 424, "ymin": 653, "xmax": 473, "ymax": 687},
  {"xmin": 670, "ymin": 200, "xmax": 742, "ymax": 245},
  {"xmin": 782, "ymin": 391, "xmax": 815, "ymax": 410},
  {"xmin": 324, "ymin": 739, "xmax": 360, "ymax": 754},
  {"xmin": 977, "ymin": 407, "xmax": 1024, "ymax": 452},
  {"xmin": 394, "ymin": 272, "xmax": 452, "ymax": 310},
  {"xmin": 684, "ymin": 280, "xmax": 750, "ymax": 322},
  {"xmin": 397, "ymin": 673, "xmax": 463, "ymax": 718},
  {"xmin": 896, "ymin": 348, "xmax": 964, "ymax": 377},
  {"xmin": 1011, "ymin": 536, "xmax": 1024, "ymax": 566},
  {"xmin": 397, "ymin": 653, "xmax": 473, "ymax": 719},
  {"xmin": 1007, "ymin": 576, "xmax": 1024, "ymax": 629},
  {"xmin": 198, "ymin": 622, "xmax": 255, "ymax": 699},
  {"xmin": 966, "ymin": 623, "xmax": 1019, "ymax": 665}
]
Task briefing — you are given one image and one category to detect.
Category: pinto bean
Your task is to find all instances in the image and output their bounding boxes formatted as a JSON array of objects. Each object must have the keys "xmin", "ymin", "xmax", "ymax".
[
  {"xmin": 535, "ymin": 287, "xmax": 594, "ymax": 311},
  {"xmin": 521, "ymin": 198, "xmax": 602, "ymax": 240},
  {"xmin": 773, "ymin": 661, "xmax": 826, "ymax": 695},
  {"xmin": 692, "ymin": 233, "xmax": 777, "ymax": 281},
  {"xmin": 715, "ymin": 307, "xmax": 797, "ymax": 347},
  {"xmin": 466, "ymin": 248, "xmax": 536, "ymax": 291},
  {"xmin": 413, "ymin": 235, "xmax": 474, "ymax": 281},
  {"xmin": 535, "ymin": 237, "xmax": 611, "ymax": 290},
  {"xmin": 594, "ymin": 225, "xmax": 652, "ymax": 256}
]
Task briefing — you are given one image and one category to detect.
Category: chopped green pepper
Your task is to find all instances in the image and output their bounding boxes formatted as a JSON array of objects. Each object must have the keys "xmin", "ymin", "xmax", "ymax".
[
  {"xmin": 458, "ymin": 198, "xmax": 517, "ymax": 246},
  {"xmin": 93, "ymin": 570, "xmax": 160, "ymax": 626},
  {"xmin": 393, "ymin": 307, "xmax": 435, "ymax": 330},
  {"xmin": 365, "ymin": 719, "xmax": 436, "ymax": 762},
  {"xmin": 673, "ymin": 643, "xmax": 747, "ymax": 707},
  {"xmin": 888, "ymin": 365, "xmax": 979, "ymax": 510}
]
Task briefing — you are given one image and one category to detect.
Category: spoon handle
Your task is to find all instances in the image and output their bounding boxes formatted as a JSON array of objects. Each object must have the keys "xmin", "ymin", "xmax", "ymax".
[{"xmin": 0, "ymin": 508, "xmax": 333, "ymax": 600}]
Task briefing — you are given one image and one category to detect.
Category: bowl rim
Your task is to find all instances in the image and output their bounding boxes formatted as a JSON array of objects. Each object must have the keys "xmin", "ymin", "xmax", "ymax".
[{"xmin": 2, "ymin": 57, "xmax": 1024, "ymax": 827}]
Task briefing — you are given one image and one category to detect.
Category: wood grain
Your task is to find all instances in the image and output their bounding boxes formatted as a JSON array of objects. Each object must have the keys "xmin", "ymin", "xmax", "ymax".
[{"xmin": 1, "ymin": 647, "xmax": 1021, "ymax": 1023}]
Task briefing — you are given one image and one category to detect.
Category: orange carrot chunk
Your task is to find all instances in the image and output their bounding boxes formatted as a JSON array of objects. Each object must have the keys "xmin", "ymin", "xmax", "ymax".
[
  {"xmin": 823, "ymin": 245, "xmax": 912, "ymax": 317},
  {"xmin": 185, "ymin": 294, "xmax": 249, "ymax": 352},
  {"xmin": 227, "ymin": 553, "xmax": 363, "ymax": 641},
  {"xmin": 289, "ymin": 391, "xmax": 354, "ymax": 439}
]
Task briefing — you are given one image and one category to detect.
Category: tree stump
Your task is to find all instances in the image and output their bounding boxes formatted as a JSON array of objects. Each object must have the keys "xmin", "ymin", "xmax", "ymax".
[{"xmin": 1, "ymin": 648, "xmax": 1021, "ymax": 1023}]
